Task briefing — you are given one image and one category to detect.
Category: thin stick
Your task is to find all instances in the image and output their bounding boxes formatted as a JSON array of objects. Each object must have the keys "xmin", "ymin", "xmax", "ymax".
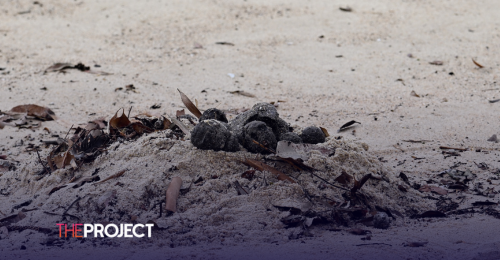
[
  {"xmin": 35, "ymin": 149, "xmax": 50, "ymax": 174},
  {"xmin": 128, "ymin": 106, "xmax": 133, "ymax": 118},
  {"xmin": 64, "ymin": 124, "xmax": 74, "ymax": 139},
  {"xmin": 310, "ymin": 172, "xmax": 349, "ymax": 191}
]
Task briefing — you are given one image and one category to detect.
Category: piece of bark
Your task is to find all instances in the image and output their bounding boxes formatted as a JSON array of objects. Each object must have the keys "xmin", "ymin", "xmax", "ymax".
[{"xmin": 166, "ymin": 177, "xmax": 183, "ymax": 213}]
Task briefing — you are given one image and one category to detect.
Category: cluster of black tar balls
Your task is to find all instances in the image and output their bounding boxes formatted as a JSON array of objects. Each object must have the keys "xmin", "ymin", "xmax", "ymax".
[{"xmin": 191, "ymin": 103, "xmax": 326, "ymax": 154}]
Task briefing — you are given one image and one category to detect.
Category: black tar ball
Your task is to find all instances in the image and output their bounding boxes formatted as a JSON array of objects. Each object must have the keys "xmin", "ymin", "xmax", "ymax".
[
  {"xmin": 199, "ymin": 108, "xmax": 228, "ymax": 123},
  {"xmin": 280, "ymin": 132, "xmax": 302, "ymax": 144},
  {"xmin": 191, "ymin": 119, "xmax": 238, "ymax": 151},
  {"xmin": 300, "ymin": 126, "xmax": 326, "ymax": 144},
  {"xmin": 243, "ymin": 121, "xmax": 277, "ymax": 154}
]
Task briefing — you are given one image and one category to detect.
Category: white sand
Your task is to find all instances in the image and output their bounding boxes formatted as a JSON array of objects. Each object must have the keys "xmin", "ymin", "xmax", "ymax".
[{"xmin": 1, "ymin": 0, "xmax": 500, "ymax": 259}]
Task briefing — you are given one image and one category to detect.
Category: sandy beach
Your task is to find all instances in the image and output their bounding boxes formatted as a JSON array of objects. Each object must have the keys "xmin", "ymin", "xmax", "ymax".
[{"xmin": 1, "ymin": 0, "xmax": 500, "ymax": 259}]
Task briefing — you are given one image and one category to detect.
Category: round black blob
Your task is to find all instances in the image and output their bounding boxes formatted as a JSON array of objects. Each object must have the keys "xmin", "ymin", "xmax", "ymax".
[
  {"xmin": 300, "ymin": 126, "xmax": 326, "ymax": 144},
  {"xmin": 199, "ymin": 108, "xmax": 228, "ymax": 123},
  {"xmin": 243, "ymin": 121, "xmax": 277, "ymax": 154},
  {"xmin": 280, "ymin": 132, "xmax": 302, "ymax": 144},
  {"xmin": 191, "ymin": 119, "xmax": 231, "ymax": 151}
]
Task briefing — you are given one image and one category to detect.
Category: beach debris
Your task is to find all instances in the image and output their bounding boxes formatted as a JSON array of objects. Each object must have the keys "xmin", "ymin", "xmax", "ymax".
[
  {"xmin": 228, "ymin": 73, "xmax": 235, "ymax": 78},
  {"xmin": 402, "ymin": 139, "xmax": 432, "ymax": 143},
  {"xmin": 487, "ymin": 134, "xmax": 498, "ymax": 142},
  {"xmin": 242, "ymin": 159, "xmax": 296, "ymax": 183},
  {"xmin": 199, "ymin": 108, "xmax": 228, "ymax": 123},
  {"xmin": 243, "ymin": 121, "xmax": 277, "ymax": 153},
  {"xmin": 228, "ymin": 90, "xmax": 255, "ymax": 98},
  {"xmin": 373, "ymin": 212, "xmax": 391, "ymax": 229},
  {"xmin": 429, "ymin": 61, "xmax": 443, "ymax": 66},
  {"xmin": 410, "ymin": 90, "xmax": 420, "ymax": 97},
  {"xmin": 150, "ymin": 103, "xmax": 161, "ymax": 109},
  {"xmin": 415, "ymin": 211, "xmax": 446, "ymax": 218},
  {"xmin": 472, "ymin": 58, "xmax": 484, "ymax": 68},
  {"xmin": 0, "ymin": 212, "xmax": 26, "ymax": 226},
  {"xmin": 241, "ymin": 170, "xmax": 255, "ymax": 180},
  {"xmin": 191, "ymin": 119, "xmax": 239, "ymax": 152},
  {"xmin": 166, "ymin": 177, "xmax": 183, "ymax": 213},
  {"xmin": 109, "ymin": 108, "xmax": 131, "ymax": 129},
  {"xmin": 351, "ymin": 174, "xmax": 376, "ymax": 194},
  {"xmin": 419, "ymin": 185, "xmax": 448, "ymax": 195},
  {"xmin": 339, "ymin": 6, "xmax": 352, "ymax": 12},
  {"xmin": 178, "ymin": 89, "xmax": 202, "ymax": 118},
  {"xmin": 404, "ymin": 241, "xmax": 428, "ymax": 247},
  {"xmin": 300, "ymin": 126, "xmax": 326, "ymax": 144},
  {"xmin": 348, "ymin": 228, "xmax": 371, "ymax": 235},
  {"xmin": 338, "ymin": 120, "xmax": 360, "ymax": 132},
  {"xmin": 335, "ymin": 171, "xmax": 353, "ymax": 186},
  {"xmin": 215, "ymin": 42, "xmax": 235, "ymax": 46},
  {"xmin": 95, "ymin": 169, "xmax": 128, "ymax": 184},
  {"xmin": 319, "ymin": 127, "xmax": 330, "ymax": 137},
  {"xmin": 472, "ymin": 201, "xmax": 498, "ymax": 206},
  {"xmin": 489, "ymin": 99, "xmax": 500, "ymax": 103},
  {"xmin": 44, "ymin": 62, "xmax": 111, "ymax": 75},
  {"xmin": 53, "ymin": 151, "xmax": 75, "ymax": 169},
  {"xmin": 10, "ymin": 104, "xmax": 55, "ymax": 121},
  {"xmin": 233, "ymin": 181, "xmax": 249, "ymax": 195}
]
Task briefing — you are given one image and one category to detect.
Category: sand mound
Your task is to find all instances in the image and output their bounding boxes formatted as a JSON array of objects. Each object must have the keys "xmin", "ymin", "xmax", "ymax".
[{"xmin": 0, "ymin": 130, "xmax": 431, "ymax": 247}]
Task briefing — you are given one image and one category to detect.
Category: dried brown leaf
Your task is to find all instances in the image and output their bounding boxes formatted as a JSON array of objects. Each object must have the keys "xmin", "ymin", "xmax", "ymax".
[
  {"xmin": 177, "ymin": 89, "xmax": 202, "ymax": 118},
  {"xmin": 335, "ymin": 171, "xmax": 353, "ymax": 185},
  {"xmin": 109, "ymin": 108, "xmax": 131, "ymax": 129},
  {"xmin": 130, "ymin": 122, "xmax": 154, "ymax": 134},
  {"xmin": 410, "ymin": 90, "xmax": 420, "ymax": 97},
  {"xmin": 11, "ymin": 104, "xmax": 55, "ymax": 121},
  {"xmin": 350, "ymin": 174, "xmax": 373, "ymax": 193},
  {"xmin": 348, "ymin": 228, "xmax": 371, "ymax": 235},
  {"xmin": 176, "ymin": 109, "xmax": 186, "ymax": 118},
  {"xmin": 53, "ymin": 151, "xmax": 74, "ymax": 169},
  {"xmin": 419, "ymin": 185, "xmax": 448, "ymax": 195},
  {"xmin": 320, "ymin": 127, "xmax": 330, "ymax": 137}
]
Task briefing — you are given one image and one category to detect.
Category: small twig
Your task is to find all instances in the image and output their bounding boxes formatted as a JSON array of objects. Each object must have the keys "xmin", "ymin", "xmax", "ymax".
[
  {"xmin": 62, "ymin": 197, "xmax": 81, "ymax": 216},
  {"xmin": 310, "ymin": 172, "xmax": 349, "ymax": 191},
  {"xmin": 127, "ymin": 106, "xmax": 133, "ymax": 118},
  {"xmin": 35, "ymin": 150, "xmax": 50, "ymax": 175},
  {"xmin": 63, "ymin": 124, "xmax": 74, "ymax": 139}
]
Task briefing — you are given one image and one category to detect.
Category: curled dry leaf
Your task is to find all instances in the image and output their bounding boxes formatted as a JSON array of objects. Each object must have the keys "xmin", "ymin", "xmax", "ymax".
[
  {"xmin": 338, "ymin": 120, "xmax": 360, "ymax": 132},
  {"xmin": 177, "ymin": 89, "xmax": 202, "ymax": 118},
  {"xmin": 166, "ymin": 177, "xmax": 183, "ymax": 212},
  {"xmin": 11, "ymin": 104, "xmax": 55, "ymax": 121},
  {"xmin": 410, "ymin": 90, "xmax": 420, "ymax": 97},
  {"xmin": 109, "ymin": 108, "xmax": 131, "ymax": 129},
  {"xmin": 176, "ymin": 109, "xmax": 186, "ymax": 118},
  {"xmin": 320, "ymin": 127, "xmax": 330, "ymax": 137},
  {"xmin": 53, "ymin": 151, "xmax": 75, "ymax": 169},
  {"xmin": 472, "ymin": 58, "xmax": 484, "ymax": 68}
]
